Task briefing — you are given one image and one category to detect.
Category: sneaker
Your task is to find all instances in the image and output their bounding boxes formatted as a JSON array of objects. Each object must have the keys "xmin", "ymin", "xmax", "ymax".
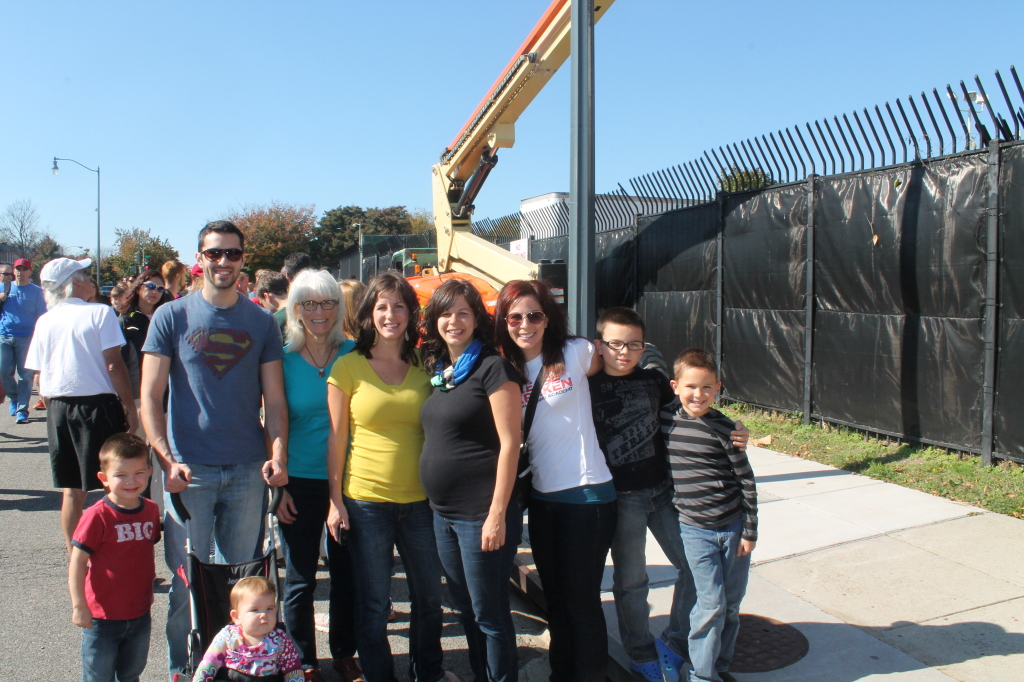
[
  {"xmin": 630, "ymin": 660, "xmax": 666, "ymax": 682},
  {"xmin": 314, "ymin": 612, "xmax": 330, "ymax": 633},
  {"xmin": 8, "ymin": 403, "xmax": 15, "ymax": 416},
  {"xmin": 33, "ymin": 399, "xmax": 45, "ymax": 410},
  {"xmin": 332, "ymin": 657, "xmax": 364, "ymax": 682},
  {"xmin": 303, "ymin": 667, "xmax": 326, "ymax": 682},
  {"xmin": 655, "ymin": 639, "xmax": 684, "ymax": 682},
  {"xmin": 15, "ymin": 410, "xmax": 28, "ymax": 424}
]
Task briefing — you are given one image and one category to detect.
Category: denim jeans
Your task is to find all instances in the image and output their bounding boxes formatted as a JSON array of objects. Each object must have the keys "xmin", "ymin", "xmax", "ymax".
[
  {"xmin": 0, "ymin": 334, "xmax": 35, "ymax": 414},
  {"xmin": 611, "ymin": 482, "xmax": 694, "ymax": 665},
  {"xmin": 163, "ymin": 461, "xmax": 267, "ymax": 677},
  {"xmin": 677, "ymin": 518, "xmax": 751, "ymax": 682},
  {"xmin": 344, "ymin": 497, "xmax": 444, "ymax": 682},
  {"xmin": 528, "ymin": 498, "xmax": 616, "ymax": 682},
  {"xmin": 80, "ymin": 613, "xmax": 151, "ymax": 682},
  {"xmin": 278, "ymin": 476, "xmax": 357, "ymax": 666},
  {"xmin": 433, "ymin": 500, "xmax": 523, "ymax": 682}
]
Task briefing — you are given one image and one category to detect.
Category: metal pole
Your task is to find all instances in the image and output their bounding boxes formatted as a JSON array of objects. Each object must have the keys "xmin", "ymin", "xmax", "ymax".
[
  {"xmin": 981, "ymin": 140, "xmax": 1001, "ymax": 465},
  {"xmin": 96, "ymin": 167, "xmax": 101, "ymax": 282},
  {"xmin": 568, "ymin": 0, "xmax": 596, "ymax": 337},
  {"xmin": 803, "ymin": 175, "xmax": 817, "ymax": 424}
]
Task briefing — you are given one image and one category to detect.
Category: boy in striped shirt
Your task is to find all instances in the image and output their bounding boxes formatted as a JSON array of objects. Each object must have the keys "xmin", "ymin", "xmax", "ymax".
[{"xmin": 661, "ymin": 348, "xmax": 757, "ymax": 682}]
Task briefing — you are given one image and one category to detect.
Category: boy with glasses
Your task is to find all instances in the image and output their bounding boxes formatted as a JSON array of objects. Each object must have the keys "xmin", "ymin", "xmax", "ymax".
[
  {"xmin": 140, "ymin": 220, "xmax": 288, "ymax": 678},
  {"xmin": 0, "ymin": 258, "xmax": 47, "ymax": 423},
  {"xmin": 590, "ymin": 308, "xmax": 748, "ymax": 682}
]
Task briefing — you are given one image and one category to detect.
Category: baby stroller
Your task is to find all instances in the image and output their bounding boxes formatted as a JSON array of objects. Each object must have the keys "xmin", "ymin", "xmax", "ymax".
[{"xmin": 170, "ymin": 486, "xmax": 283, "ymax": 682}]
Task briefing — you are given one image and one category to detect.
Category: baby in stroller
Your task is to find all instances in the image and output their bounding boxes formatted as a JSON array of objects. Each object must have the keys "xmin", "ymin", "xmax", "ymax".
[{"xmin": 192, "ymin": 577, "xmax": 304, "ymax": 682}]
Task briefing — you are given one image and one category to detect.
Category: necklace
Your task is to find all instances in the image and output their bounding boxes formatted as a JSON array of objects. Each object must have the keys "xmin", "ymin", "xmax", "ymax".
[{"xmin": 304, "ymin": 343, "xmax": 335, "ymax": 377}]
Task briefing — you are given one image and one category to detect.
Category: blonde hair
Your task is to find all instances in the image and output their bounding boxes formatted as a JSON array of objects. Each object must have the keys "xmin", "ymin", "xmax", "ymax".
[
  {"xmin": 338, "ymin": 279, "xmax": 366, "ymax": 340},
  {"xmin": 284, "ymin": 269, "xmax": 347, "ymax": 352},
  {"xmin": 230, "ymin": 576, "xmax": 276, "ymax": 611}
]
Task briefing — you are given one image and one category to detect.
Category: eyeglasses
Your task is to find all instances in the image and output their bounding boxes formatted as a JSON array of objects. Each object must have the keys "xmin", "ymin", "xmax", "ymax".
[
  {"xmin": 601, "ymin": 339, "xmax": 645, "ymax": 352},
  {"xmin": 201, "ymin": 248, "xmax": 244, "ymax": 262},
  {"xmin": 142, "ymin": 282, "xmax": 167, "ymax": 293},
  {"xmin": 300, "ymin": 299, "xmax": 339, "ymax": 311},
  {"xmin": 505, "ymin": 311, "xmax": 546, "ymax": 326},
  {"xmin": 0, "ymin": 272, "xmax": 13, "ymax": 278}
]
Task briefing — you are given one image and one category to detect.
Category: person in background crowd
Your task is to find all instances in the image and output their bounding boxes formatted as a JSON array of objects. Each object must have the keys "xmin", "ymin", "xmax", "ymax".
[
  {"xmin": 161, "ymin": 260, "xmax": 188, "ymax": 299},
  {"xmin": 281, "ymin": 252, "xmax": 311, "ymax": 282},
  {"xmin": 256, "ymin": 272, "xmax": 290, "ymax": 333},
  {"xmin": 25, "ymin": 257, "xmax": 138, "ymax": 555},
  {"xmin": 109, "ymin": 284, "xmax": 129, "ymax": 314},
  {"xmin": 236, "ymin": 271, "xmax": 251, "ymax": 297},
  {"xmin": 185, "ymin": 264, "xmax": 204, "ymax": 296},
  {"xmin": 140, "ymin": 221, "xmax": 288, "ymax": 677},
  {"xmin": 119, "ymin": 271, "xmax": 172, "ymax": 396},
  {"xmin": 326, "ymin": 271, "xmax": 457, "ymax": 682},
  {"xmin": 419, "ymin": 278, "xmax": 523, "ymax": 682},
  {"xmin": 495, "ymin": 279, "xmax": 614, "ymax": 682},
  {"xmin": 0, "ymin": 258, "xmax": 48, "ymax": 424},
  {"xmin": 278, "ymin": 269, "xmax": 362, "ymax": 682},
  {"xmin": 0, "ymin": 264, "xmax": 12, "ymax": 407},
  {"xmin": 337, "ymin": 279, "xmax": 366, "ymax": 341}
]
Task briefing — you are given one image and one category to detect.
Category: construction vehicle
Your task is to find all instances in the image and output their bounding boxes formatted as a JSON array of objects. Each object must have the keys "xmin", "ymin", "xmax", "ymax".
[{"xmin": 406, "ymin": 0, "xmax": 616, "ymax": 307}]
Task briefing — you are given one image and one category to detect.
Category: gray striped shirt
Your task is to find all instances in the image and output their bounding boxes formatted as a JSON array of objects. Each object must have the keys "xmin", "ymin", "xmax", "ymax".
[{"xmin": 660, "ymin": 404, "xmax": 758, "ymax": 541}]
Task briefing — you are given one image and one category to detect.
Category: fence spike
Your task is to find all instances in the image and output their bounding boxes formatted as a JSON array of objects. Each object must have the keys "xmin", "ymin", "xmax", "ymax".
[
  {"xmin": 932, "ymin": 89, "xmax": 957, "ymax": 153},
  {"xmin": 974, "ymin": 74, "xmax": 1006, "ymax": 141},
  {"xmin": 993, "ymin": 71, "xmax": 1018, "ymax": 140},
  {"xmin": 785, "ymin": 128, "xmax": 806, "ymax": 178},
  {"xmin": 823, "ymin": 119, "xmax": 846, "ymax": 172},
  {"xmin": 960, "ymin": 80, "xmax": 991, "ymax": 146},
  {"xmin": 920, "ymin": 92, "xmax": 944, "ymax": 155},
  {"xmin": 795, "ymin": 126, "xmax": 816, "ymax": 175},
  {"xmin": 758, "ymin": 135, "xmax": 783, "ymax": 182},
  {"xmin": 833, "ymin": 116, "xmax": 857, "ymax": 170},
  {"xmin": 741, "ymin": 139, "xmax": 767, "ymax": 180},
  {"xmin": 768, "ymin": 132, "xmax": 790, "ymax": 182},
  {"xmin": 1010, "ymin": 66, "xmax": 1024, "ymax": 129},
  {"xmin": 852, "ymin": 111, "xmax": 875, "ymax": 167},
  {"xmin": 707, "ymin": 149, "xmax": 728, "ymax": 185},
  {"xmin": 696, "ymin": 158, "xmax": 718, "ymax": 195},
  {"xmin": 814, "ymin": 121, "xmax": 837, "ymax": 174},
  {"xmin": 907, "ymin": 95, "xmax": 931, "ymax": 158},
  {"xmin": 884, "ymin": 102, "xmax": 908, "ymax": 162},
  {"xmin": 805, "ymin": 123, "xmax": 827, "ymax": 173},
  {"xmin": 842, "ymin": 114, "xmax": 865, "ymax": 170}
]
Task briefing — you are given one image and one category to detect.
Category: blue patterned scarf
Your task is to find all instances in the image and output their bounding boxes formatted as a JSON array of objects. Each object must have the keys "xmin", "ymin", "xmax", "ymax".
[{"xmin": 431, "ymin": 339, "xmax": 484, "ymax": 391}]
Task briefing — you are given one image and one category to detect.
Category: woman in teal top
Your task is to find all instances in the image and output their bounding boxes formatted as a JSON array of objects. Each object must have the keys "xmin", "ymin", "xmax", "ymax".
[{"xmin": 277, "ymin": 269, "xmax": 362, "ymax": 682}]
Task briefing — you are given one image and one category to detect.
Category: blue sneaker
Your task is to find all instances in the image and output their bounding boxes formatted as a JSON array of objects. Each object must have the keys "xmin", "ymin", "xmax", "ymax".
[
  {"xmin": 655, "ymin": 638, "xmax": 684, "ymax": 682},
  {"xmin": 8, "ymin": 402, "xmax": 15, "ymax": 416},
  {"xmin": 630, "ymin": 660, "xmax": 666, "ymax": 682},
  {"xmin": 15, "ymin": 410, "xmax": 28, "ymax": 424}
]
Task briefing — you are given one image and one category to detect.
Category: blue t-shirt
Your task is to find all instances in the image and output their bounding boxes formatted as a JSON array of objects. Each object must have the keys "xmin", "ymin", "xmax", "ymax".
[
  {"xmin": 281, "ymin": 339, "xmax": 356, "ymax": 479},
  {"xmin": 0, "ymin": 283, "xmax": 47, "ymax": 337},
  {"xmin": 142, "ymin": 291, "xmax": 284, "ymax": 466}
]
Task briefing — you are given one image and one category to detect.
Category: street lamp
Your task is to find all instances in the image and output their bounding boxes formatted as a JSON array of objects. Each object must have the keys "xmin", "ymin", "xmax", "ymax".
[{"xmin": 52, "ymin": 157, "xmax": 101, "ymax": 280}]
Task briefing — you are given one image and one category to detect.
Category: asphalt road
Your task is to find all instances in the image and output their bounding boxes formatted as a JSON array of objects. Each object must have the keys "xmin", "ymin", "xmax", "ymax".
[{"xmin": 0, "ymin": 403, "xmax": 551, "ymax": 681}]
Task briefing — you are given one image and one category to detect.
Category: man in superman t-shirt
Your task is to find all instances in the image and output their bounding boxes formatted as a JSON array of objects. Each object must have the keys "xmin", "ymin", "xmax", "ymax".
[{"xmin": 140, "ymin": 220, "xmax": 287, "ymax": 677}]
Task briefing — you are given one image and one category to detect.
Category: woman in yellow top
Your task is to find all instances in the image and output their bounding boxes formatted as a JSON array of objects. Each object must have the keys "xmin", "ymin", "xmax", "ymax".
[{"xmin": 326, "ymin": 271, "xmax": 457, "ymax": 682}]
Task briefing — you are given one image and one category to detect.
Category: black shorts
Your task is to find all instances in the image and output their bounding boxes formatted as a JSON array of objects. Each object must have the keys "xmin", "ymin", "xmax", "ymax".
[{"xmin": 48, "ymin": 394, "xmax": 128, "ymax": 491}]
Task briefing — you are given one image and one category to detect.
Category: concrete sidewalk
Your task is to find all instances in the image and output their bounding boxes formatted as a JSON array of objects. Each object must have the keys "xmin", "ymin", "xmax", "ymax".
[{"xmin": 593, "ymin": 446, "xmax": 1024, "ymax": 681}]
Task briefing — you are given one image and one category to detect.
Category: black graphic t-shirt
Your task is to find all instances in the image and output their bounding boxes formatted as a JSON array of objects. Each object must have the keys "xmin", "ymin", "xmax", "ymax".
[{"xmin": 589, "ymin": 367, "xmax": 676, "ymax": 492}]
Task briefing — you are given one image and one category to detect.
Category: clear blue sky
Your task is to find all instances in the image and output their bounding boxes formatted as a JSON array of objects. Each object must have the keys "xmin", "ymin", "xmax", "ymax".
[{"xmin": 1, "ymin": 0, "xmax": 1019, "ymax": 267}]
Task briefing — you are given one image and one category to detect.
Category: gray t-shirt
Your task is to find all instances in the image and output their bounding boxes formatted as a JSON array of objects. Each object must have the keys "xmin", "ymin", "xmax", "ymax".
[{"xmin": 142, "ymin": 291, "xmax": 283, "ymax": 466}]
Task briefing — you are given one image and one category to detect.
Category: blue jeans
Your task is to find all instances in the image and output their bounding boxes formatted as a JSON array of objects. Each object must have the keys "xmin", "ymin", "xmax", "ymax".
[
  {"xmin": 0, "ymin": 334, "xmax": 34, "ymax": 413},
  {"xmin": 278, "ymin": 476, "xmax": 357, "ymax": 666},
  {"xmin": 345, "ymin": 497, "xmax": 444, "ymax": 682},
  {"xmin": 528, "ymin": 497, "xmax": 617, "ymax": 682},
  {"xmin": 163, "ymin": 461, "xmax": 267, "ymax": 678},
  {"xmin": 80, "ymin": 613, "xmax": 151, "ymax": 682},
  {"xmin": 434, "ymin": 501, "xmax": 523, "ymax": 682},
  {"xmin": 611, "ymin": 482, "xmax": 695, "ymax": 665},
  {"xmin": 677, "ymin": 518, "xmax": 751, "ymax": 682}
]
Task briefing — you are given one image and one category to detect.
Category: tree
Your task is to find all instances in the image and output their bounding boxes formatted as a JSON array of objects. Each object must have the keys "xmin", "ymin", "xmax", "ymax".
[
  {"xmin": 718, "ymin": 166, "xmax": 776, "ymax": 193},
  {"xmin": 313, "ymin": 204, "xmax": 429, "ymax": 268},
  {"xmin": 0, "ymin": 199, "xmax": 42, "ymax": 251},
  {"xmin": 104, "ymin": 227, "xmax": 180, "ymax": 281},
  {"xmin": 222, "ymin": 202, "xmax": 317, "ymax": 274}
]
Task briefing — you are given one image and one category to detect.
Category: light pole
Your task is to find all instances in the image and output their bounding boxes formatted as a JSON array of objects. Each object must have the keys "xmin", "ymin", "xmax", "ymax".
[{"xmin": 52, "ymin": 157, "xmax": 101, "ymax": 281}]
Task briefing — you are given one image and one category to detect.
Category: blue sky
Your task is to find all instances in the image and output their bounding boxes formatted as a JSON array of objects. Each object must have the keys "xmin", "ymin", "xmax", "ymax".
[{"xmin": 1, "ymin": 0, "xmax": 1020, "ymax": 266}]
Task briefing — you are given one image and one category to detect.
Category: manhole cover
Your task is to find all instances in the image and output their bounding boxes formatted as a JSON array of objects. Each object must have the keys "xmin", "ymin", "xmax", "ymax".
[{"xmin": 731, "ymin": 613, "xmax": 809, "ymax": 673}]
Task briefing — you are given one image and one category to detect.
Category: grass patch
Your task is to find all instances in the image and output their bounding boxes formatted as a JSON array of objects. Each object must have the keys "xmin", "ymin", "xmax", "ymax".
[{"xmin": 720, "ymin": 404, "xmax": 1024, "ymax": 518}]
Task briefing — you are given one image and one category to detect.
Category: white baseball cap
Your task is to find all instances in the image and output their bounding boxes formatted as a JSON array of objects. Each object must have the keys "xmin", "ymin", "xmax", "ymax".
[{"xmin": 40, "ymin": 258, "xmax": 93, "ymax": 290}]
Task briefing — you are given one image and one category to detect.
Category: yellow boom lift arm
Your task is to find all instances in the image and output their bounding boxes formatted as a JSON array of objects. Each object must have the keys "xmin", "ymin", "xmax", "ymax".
[{"xmin": 430, "ymin": 0, "xmax": 615, "ymax": 290}]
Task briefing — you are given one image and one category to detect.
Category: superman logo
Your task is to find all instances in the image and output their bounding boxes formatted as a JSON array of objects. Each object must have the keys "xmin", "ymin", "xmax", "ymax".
[{"xmin": 186, "ymin": 328, "xmax": 254, "ymax": 379}]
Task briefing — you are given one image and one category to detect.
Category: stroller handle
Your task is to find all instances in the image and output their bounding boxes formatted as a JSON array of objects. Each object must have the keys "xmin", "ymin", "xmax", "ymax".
[{"xmin": 169, "ymin": 485, "xmax": 284, "ymax": 523}]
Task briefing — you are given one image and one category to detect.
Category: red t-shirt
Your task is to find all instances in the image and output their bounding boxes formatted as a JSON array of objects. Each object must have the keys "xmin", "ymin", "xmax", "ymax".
[{"xmin": 72, "ymin": 497, "xmax": 161, "ymax": 620}]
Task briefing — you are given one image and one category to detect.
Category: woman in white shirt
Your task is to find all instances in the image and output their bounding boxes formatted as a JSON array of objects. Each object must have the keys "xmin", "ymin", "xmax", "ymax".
[{"xmin": 494, "ymin": 279, "xmax": 614, "ymax": 682}]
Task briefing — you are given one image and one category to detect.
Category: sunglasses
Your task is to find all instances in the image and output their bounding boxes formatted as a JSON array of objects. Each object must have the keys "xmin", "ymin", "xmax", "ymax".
[
  {"xmin": 0, "ymin": 272, "xmax": 13, "ymax": 277},
  {"xmin": 505, "ymin": 311, "xmax": 546, "ymax": 326},
  {"xmin": 601, "ymin": 339, "xmax": 645, "ymax": 352},
  {"xmin": 142, "ymin": 282, "xmax": 167, "ymax": 293},
  {"xmin": 300, "ymin": 299, "xmax": 338, "ymax": 311},
  {"xmin": 201, "ymin": 248, "xmax": 244, "ymax": 262}
]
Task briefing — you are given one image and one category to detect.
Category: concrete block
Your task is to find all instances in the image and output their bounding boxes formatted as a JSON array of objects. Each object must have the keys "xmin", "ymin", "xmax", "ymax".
[
  {"xmin": 793, "ymin": 482, "xmax": 975, "ymax": 533},
  {"xmin": 753, "ymin": 535, "xmax": 1024, "ymax": 627},
  {"xmin": 890, "ymin": 513, "xmax": 1024, "ymax": 588},
  {"xmin": 872, "ymin": 597, "xmax": 1024, "ymax": 682},
  {"xmin": 752, "ymin": 499, "xmax": 879, "ymax": 563}
]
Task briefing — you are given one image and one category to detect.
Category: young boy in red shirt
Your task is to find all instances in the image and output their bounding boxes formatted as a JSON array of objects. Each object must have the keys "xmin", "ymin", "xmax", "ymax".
[{"xmin": 69, "ymin": 433, "xmax": 160, "ymax": 682}]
